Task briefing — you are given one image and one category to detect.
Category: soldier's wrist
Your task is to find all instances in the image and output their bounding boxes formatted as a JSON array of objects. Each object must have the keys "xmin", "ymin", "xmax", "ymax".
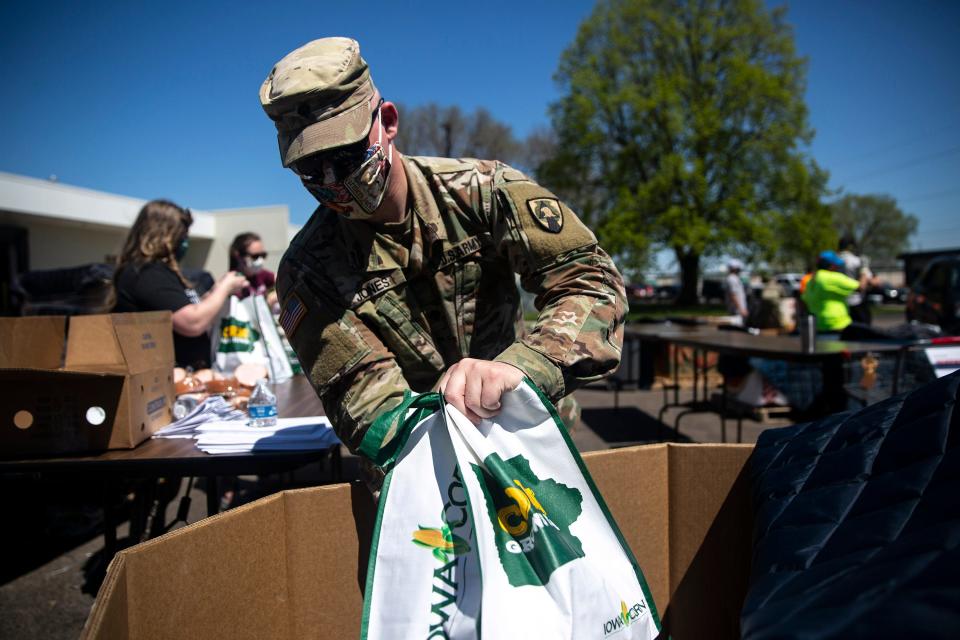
[{"xmin": 495, "ymin": 342, "xmax": 564, "ymax": 400}]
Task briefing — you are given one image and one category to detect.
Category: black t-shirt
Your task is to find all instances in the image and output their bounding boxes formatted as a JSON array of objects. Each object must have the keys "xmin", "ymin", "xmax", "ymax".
[{"xmin": 113, "ymin": 262, "xmax": 211, "ymax": 369}]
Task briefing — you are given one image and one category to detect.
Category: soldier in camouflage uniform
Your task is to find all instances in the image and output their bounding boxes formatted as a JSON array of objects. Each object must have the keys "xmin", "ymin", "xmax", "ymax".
[{"xmin": 260, "ymin": 38, "xmax": 626, "ymax": 463}]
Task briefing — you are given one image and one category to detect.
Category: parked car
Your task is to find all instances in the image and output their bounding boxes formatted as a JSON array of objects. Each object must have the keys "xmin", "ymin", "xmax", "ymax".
[
  {"xmin": 906, "ymin": 256, "xmax": 960, "ymax": 334},
  {"xmin": 625, "ymin": 282, "xmax": 655, "ymax": 302},
  {"xmin": 775, "ymin": 273, "xmax": 804, "ymax": 296},
  {"xmin": 867, "ymin": 281, "xmax": 906, "ymax": 304},
  {"xmin": 700, "ymin": 279, "xmax": 725, "ymax": 304},
  {"xmin": 655, "ymin": 284, "xmax": 680, "ymax": 300}
]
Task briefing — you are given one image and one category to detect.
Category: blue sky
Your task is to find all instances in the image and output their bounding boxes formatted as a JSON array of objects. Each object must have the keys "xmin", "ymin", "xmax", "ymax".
[{"xmin": 1, "ymin": 0, "xmax": 957, "ymax": 256}]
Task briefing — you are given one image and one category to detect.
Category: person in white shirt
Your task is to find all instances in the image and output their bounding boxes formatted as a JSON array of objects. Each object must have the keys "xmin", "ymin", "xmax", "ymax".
[
  {"xmin": 838, "ymin": 236, "xmax": 879, "ymax": 325},
  {"xmin": 724, "ymin": 258, "xmax": 749, "ymax": 325}
]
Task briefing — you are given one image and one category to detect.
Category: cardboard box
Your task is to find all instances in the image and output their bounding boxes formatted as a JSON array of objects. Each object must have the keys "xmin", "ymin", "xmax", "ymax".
[
  {"xmin": 82, "ymin": 443, "xmax": 754, "ymax": 639},
  {"xmin": 0, "ymin": 312, "xmax": 175, "ymax": 457}
]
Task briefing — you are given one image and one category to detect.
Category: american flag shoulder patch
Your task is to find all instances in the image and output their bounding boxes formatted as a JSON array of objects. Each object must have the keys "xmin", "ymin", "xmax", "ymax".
[{"xmin": 278, "ymin": 292, "xmax": 307, "ymax": 338}]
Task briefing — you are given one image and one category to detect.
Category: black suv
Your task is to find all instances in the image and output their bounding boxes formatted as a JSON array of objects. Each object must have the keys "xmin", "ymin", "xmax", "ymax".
[{"xmin": 906, "ymin": 256, "xmax": 960, "ymax": 334}]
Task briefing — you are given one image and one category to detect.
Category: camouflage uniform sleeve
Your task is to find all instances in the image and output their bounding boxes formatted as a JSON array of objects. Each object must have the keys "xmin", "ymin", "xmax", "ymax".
[
  {"xmin": 490, "ymin": 169, "xmax": 627, "ymax": 402},
  {"xmin": 275, "ymin": 261, "xmax": 409, "ymax": 457}
]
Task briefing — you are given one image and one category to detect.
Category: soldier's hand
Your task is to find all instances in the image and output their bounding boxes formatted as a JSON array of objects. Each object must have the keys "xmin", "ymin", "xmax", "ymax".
[{"xmin": 439, "ymin": 358, "xmax": 525, "ymax": 425}]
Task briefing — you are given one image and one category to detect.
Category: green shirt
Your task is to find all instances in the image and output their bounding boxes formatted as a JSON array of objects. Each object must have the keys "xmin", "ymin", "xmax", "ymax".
[{"xmin": 801, "ymin": 269, "xmax": 860, "ymax": 332}]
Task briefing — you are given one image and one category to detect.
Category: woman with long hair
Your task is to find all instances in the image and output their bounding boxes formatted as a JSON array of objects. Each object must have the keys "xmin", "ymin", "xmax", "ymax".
[{"xmin": 113, "ymin": 199, "xmax": 245, "ymax": 369}]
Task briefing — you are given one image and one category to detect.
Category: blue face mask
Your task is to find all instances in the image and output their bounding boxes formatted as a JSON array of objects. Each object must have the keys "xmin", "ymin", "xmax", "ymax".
[{"xmin": 175, "ymin": 238, "xmax": 189, "ymax": 260}]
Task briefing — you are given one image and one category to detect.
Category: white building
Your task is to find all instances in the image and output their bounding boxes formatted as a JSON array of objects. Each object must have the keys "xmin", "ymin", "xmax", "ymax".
[{"xmin": 0, "ymin": 171, "xmax": 299, "ymax": 283}]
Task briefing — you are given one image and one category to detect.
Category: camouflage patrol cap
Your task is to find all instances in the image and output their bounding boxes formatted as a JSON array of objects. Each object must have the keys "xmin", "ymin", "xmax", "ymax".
[{"xmin": 259, "ymin": 37, "xmax": 378, "ymax": 168}]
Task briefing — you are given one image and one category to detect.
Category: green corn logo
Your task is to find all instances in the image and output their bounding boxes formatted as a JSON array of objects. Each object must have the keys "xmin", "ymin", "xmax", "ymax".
[
  {"xmin": 411, "ymin": 523, "xmax": 471, "ymax": 563},
  {"xmin": 412, "ymin": 466, "xmax": 475, "ymax": 638},
  {"xmin": 472, "ymin": 453, "xmax": 584, "ymax": 587}
]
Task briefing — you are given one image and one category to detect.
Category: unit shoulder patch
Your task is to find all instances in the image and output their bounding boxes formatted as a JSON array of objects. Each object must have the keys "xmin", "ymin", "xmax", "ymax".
[{"xmin": 527, "ymin": 198, "xmax": 564, "ymax": 234}]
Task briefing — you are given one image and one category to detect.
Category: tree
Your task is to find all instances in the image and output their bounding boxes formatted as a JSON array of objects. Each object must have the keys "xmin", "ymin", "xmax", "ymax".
[
  {"xmin": 540, "ymin": 0, "xmax": 827, "ymax": 302},
  {"xmin": 830, "ymin": 194, "xmax": 918, "ymax": 266},
  {"xmin": 396, "ymin": 103, "xmax": 523, "ymax": 168},
  {"xmin": 771, "ymin": 158, "xmax": 836, "ymax": 271}
]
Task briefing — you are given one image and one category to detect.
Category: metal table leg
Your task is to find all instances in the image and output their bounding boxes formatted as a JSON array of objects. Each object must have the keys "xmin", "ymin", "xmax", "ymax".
[{"xmin": 205, "ymin": 476, "xmax": 219, "ymax": 517}]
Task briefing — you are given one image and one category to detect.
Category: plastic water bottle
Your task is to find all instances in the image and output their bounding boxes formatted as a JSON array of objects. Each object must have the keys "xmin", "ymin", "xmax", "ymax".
[
  {"xmin": 172, "ymin": 395, "xmax": 200, "ymax": 420},
  {"xmin": 248, "ymin": 379, "xmax": 278, "ymax": 427}
]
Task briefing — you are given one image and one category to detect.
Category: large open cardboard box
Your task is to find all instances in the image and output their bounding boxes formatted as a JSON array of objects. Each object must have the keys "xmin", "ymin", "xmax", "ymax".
[
  {"xmin": 82, "ymin": 443, "xmax": 754, "ymax": 639},
  {"xmin": 0, "ymin": 312, "xmax": 175, "ymax": 456}
]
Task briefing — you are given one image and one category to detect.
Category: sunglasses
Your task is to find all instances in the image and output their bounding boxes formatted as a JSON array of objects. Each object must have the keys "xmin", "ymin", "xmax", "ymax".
[
  {"xmin": 246, "ymin": 252, "xmax": 268, "ymax": 260},
  {"xmin": 293, "ymin": 99, "xmax": 385, "ymax": 183},
  {"xmin": 294, "ymin": 139, "xmax": 370, "ymax": 184}
]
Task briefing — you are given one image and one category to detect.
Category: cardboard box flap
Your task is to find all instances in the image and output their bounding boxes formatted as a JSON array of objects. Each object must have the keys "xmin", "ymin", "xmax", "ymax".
[
  {"xmin": 664, "ymin": 444, "xmax": 753, "ymax": 639},
  {"xmin": 581, "ymin": 445, "xmax": 671, "ymax": 614},
  {"xmin": 111, "ymin": 312, "xmax": 174, "ymax": 374},
  {"xmin": 81, "ymin": 554, "xmax": 129, "ymax": 640},
  {"xmin": 66, "ymin": 312, "xmax": 174, "ymax": 375},
  {"xmin": 283, "ymin": 484, "xmax": 375, "ymax": 638},
  {"xmin": 63, "ymin": 315, "xmax": 125, "ymax": 369},
  {"xmin": 123, "ymin": 493, "xmax": 291, "ymax": 639},
  {"xmin": 0, "ymin": 316, "xmax": 66, "ymax": 369}
]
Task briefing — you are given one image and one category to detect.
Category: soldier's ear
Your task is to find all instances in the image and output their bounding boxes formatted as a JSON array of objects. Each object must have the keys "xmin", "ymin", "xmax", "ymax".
[{"xmin": 380, "ymin": 102, "xmax": 399, "ymax": 141}]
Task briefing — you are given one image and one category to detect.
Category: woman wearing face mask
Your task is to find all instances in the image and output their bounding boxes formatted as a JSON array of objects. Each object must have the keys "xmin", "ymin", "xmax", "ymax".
[
  {"xmin": 113, "ymin": 199, "xmax": 246, "ymax": 369},
  {"xmin": 228, "ymin": 232, "xmax": 277, "ymax": 305}
]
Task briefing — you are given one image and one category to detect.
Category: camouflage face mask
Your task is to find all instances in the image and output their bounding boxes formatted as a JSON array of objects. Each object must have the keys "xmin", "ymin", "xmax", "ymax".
[{"xmin": 301, "ymin": 108, "xmax": 393, "ymax": 220}]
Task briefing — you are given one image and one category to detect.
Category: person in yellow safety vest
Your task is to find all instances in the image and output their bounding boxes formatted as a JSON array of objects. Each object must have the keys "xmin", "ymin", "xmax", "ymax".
[{"xmin": 801, "ymin": 251, "xmax": 861, "ymax": 333}]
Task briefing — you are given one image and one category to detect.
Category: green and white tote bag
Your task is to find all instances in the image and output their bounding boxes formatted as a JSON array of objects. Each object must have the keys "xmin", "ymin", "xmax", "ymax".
[{"xmin": 360, "ymin": 380, "xmax": 660, "ymax": 639}]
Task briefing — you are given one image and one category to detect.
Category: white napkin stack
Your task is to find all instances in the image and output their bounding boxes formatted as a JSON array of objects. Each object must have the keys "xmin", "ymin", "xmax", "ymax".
[{"xmin": 153, "ymin": 397, "xmax": 339, "ymax": 454}]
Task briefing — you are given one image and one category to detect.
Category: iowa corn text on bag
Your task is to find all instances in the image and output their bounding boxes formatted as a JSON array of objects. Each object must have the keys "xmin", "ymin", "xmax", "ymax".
[{"xmin": 359, "ymin": 380, "xmax": 660, "ymax": 639}]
